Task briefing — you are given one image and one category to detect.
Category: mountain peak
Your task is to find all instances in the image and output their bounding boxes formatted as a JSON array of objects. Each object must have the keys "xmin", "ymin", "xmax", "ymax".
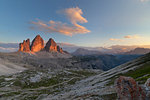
[
  {"xmin": 18, "ymin": 35, "xmax": 65, "ymax": 53},
  {"xmin": 19, "ymin": 39, "xmax": 30, "ymax": 52},
  {"xmin": 124, "ymin": 47, "xmax": 150, "ymax": 55},
  {"xmin": 45, "ymin": 38, "xmax": 57, "ymax": 52},
  {"xmin": 72, "ymin": 48, "xmax": 102, "ymax": 56},
  {"xmin": 30, "ymin": 35, "xmax": 44, "ymax": 52}
]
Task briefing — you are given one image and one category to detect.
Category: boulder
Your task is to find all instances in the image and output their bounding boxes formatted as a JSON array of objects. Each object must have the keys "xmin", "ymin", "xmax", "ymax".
[
  {"xmin": 115, "ymin": 76, "xmax": 146, "ymax": 100},
  {"xmin": 145, "ymin": 78, "xmax": 150, "ymax": 98}
]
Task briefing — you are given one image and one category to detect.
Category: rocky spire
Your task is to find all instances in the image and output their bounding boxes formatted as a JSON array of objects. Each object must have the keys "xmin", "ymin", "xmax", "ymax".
[
  {"xmin": 30, "ymin": 35, "xmax": 44, "ymax": 52},
  {"xmin": 57, "ymin": 46, "xmax": 63, "ymax": 53},
  {"xmin": 19, "ymin": 39, "xmax": 30, "ymax": 52},
  {"xmin": 18, "ymin": 35, "xmax": 64, "ymax": 53},
  {"xmin": 45, "ymin": 38, "xmax": 58, "ymax": 52}
]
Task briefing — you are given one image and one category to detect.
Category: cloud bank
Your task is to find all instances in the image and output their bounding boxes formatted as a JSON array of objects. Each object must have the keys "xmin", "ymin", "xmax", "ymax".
[
  {"xmin": 109, "ymin": 38, "xmax": 124, "ymax": 42},
  {"xmin": 124, "ymin": 35, "xmax": 140, "ymax": 39},
  {"xmin": 0, "ymin": 43, "xmax": 18, "ymax": 52},
  {"xmin": 31, "ymin": 7, "xmax": 90, "ymax": 36},
  {"xmin": 110, "ymin": 35, "xmax": 140, "ymax": 42},
  {"xmin": 140, "ymin": 0, "xmax": 150, "ymax": 2}
]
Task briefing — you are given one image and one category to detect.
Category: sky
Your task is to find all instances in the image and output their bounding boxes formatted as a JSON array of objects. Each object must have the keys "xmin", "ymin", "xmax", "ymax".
[{"xmin": 0, "ymin": 0, "xmax": 150, "ymax": 47}]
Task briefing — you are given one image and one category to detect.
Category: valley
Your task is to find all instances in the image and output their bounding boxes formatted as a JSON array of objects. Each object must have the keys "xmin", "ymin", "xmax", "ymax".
[
  {"xmin": 0, "ymin": 48, "xmax": 150, "ymax": 99},
  {"xmin": 1, "ymin": 1, "xmax": 150, "ymax": 99},
  {"xmin": 0, "ymin": 35, "xmax": 149, "ymax": 100}
]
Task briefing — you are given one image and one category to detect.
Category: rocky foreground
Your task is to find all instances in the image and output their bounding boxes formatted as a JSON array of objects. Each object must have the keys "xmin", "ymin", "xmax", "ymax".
[
  {"xmin": 115, "ymin": 76, "xmax": 150, "ymax": 100},
  {"xmin": 0, "ymin": 48, "xmax": 150, "ymax": 99}
]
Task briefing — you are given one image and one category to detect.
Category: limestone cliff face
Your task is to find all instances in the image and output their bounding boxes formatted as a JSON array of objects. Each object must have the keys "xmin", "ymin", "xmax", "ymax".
[
  {"xmin": 57, "ymin": 46, "xmax": 63, "ymax": 53},
  {"xmin": 45, "ymin": 38, "xmax": 58, "ymax": 52},
  {"xmin": 30, "ymin": 35, "xmax": 44, "ymax": 52},
  {"xmin": 19, "ymin": 35, "xmax": 64, "ymax": 53},
  {"xmin": 19, "ymin": 39, "xmax": 30, "ymax": 52}
]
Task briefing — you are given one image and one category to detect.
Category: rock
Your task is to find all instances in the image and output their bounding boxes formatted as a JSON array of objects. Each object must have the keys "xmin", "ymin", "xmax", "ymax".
[
  {"xmin": 19, "ymin": 39, "xmax": 30, "ymax": 52},
  {"xmin": 115, "ymin": 76, "xmax": 146, "ymax": 100},
  {"xmin": 19, "ymin": 35, "xmax": 65, "ymax": 53},
  {"xmin": 45, "ymin": 38, "xmax": 58, "ymax": 52},
  {"xmin": 145, "ymin": 78, "xmax": 150, "ymax": 98},
  {"xmin": 57, "ymin": 46, "xmax": 63, "ymax": 53},
  {"xmin": 31, "ymin": 35, "xmax": 44, "ymax": 52},
  {"xmin": 30, "ymin": 74, "xmax": 41, "ymax": 83},
  {"xmin": 145, "ymin": 78, "xmax": 150, "ymax": 90}
]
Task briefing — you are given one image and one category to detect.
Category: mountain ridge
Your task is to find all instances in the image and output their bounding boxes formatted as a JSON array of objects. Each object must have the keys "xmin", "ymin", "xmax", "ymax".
[
  {"xmin": 124, "ymin": 47, "xmax": 150, "ymax": 55},
  {"xmin": 19, "ymin": 35, "xmax": 65, "ymax": 54},
  {"xmin": 72, "ymin": 48, "xmax": 103, "ymax": 56}
]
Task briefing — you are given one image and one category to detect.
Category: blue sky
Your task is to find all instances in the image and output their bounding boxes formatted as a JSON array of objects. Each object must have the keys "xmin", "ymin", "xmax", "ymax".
[{"xmin": 0, "ymin": 0, "xmax": 150, "ymax": 47}]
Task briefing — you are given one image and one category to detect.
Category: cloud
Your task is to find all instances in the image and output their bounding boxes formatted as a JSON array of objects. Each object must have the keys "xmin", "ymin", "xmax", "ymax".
[
  {"xmin": 110, "ymin": 35, "xmax": 140, "ymax": 42},
  {"xmin": 0, "ymin": 47, "xmax": 17, "ymax": 51},
  {"xmin": 0, "ymin": 43, "xmax": 18, "ymax": 52},
  {"xmin": 140, "ymin": 0, "xmax": 150, "ymax": 2},
  {"xmin": 124, "ymin": 35, "xmax": 140, "ymax": 39},
  {"xmin": 109, "ymin": 38, "xmax": 124, "ymax": 42},
  {"xmin": 57, "ymin": 42, "xmax": 76, "ymax": 46},
  {"xmin": 64, "ymin": 7, "xmax": 88, "ymax": 25},
  {"xmin": 31, "ymin": 7, "xmax": 90, "ymax": 36}
]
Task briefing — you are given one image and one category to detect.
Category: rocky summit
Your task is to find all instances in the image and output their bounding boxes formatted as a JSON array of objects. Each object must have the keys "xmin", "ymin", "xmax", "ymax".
[
  {"xmin": 45, "ymin": 38, "xmax": 57, "ymax": 52},
  {"xmin": 45, "ymin": 38, "xmax": 64, "ymax": 53},
  {"xmin": 30, "ymin": 35, "xmax": 44, "ymax": 52},
  {"xmin": 57, "ymin": 45, "xmax": 63, "ymax": 53},
  {"xmin": 19, "ymin": 39, "xmax": 30, "ymax": 52},
  {"xmin": 18, "ymin": 35, "xmax": 64, "ymax": 53}
]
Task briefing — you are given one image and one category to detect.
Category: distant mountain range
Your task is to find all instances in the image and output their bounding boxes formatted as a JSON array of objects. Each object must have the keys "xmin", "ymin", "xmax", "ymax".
[
  {"xmin": 72, "ymin": 48, "xmax": 103, "ymax": 56},
  {"xmin": 58, "ymin": 43, "xmax": 150, "ymax": 54},
  {"xmin": 124, "ymin": 48, "xmax": 150, "ymax": 55},
  {"xmin": 71, "ymin": 48, "xmax": 143, "ymax": 71},
  {"xmin": 72, "ymin": 47, "xmax": 150, "ymax": 56},
  {"xmin": 1, "ymin": 41, "xmax": 150, "ymax": 55}
]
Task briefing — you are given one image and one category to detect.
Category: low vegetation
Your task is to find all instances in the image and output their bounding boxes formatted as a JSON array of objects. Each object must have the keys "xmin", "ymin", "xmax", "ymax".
[
  {"xmin": 0, "ymin": 68, "xmax": 99, "ymax": 99},
  {"xmin": 106, "ymin": 59, "xmax": 150, "ymax": 86}
]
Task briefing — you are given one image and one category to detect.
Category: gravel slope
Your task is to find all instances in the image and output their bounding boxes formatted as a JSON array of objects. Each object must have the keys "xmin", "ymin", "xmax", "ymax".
[{"xmin": 0, "ymin": 58, "xmax": 26, "ymax": 75}]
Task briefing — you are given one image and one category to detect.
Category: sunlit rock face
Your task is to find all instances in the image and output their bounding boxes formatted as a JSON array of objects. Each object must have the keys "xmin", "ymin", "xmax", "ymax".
[
  {"xmin": 30, "ymin": 35, "xmax": 44, "ymax": 52},
  {"xmin": 45, "ymin": 38, "xmax": 58, "ymax": 52},
  {"xmin": 19, "ymin": 35, "xmax": 65, "ymax": 53},
  {"xmin": 57, "ymin": 46, "xmax": 63, "ymax": 53},
  {"xmin": 19, "ymin": 39, "xmax": 30, "ymax": 52},
  {"xmin": 115, "ymin": 76, "xmax": 146, "ymax": 100}
]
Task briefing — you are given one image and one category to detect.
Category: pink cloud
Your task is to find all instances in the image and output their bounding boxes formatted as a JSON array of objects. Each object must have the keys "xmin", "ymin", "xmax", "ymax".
[
  {"xmin": 109, "ymin": 38, "xmax": 124, "ymax": 42},
  {"xmin": 64, "ymin": 7, "xmax": 88, "ymax": 25},
  {"xmin": 31, "ymin": 7, "xmax": 90, "ymax": 36},
  {"xmin": 124, "ymin": 35, "xmax": 140, "ymax": 39}
]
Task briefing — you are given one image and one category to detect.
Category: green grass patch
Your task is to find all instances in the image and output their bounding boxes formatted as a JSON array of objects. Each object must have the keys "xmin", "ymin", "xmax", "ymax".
[
  {"xmin": 100, "ymin": 93, "xmax": 117, "ymax": 100},
  {"xmin": 106, "ymin": 61, "xmax": 150, "ymax": 86},
  {"xmin": 124, "ymin": 62, "xmax": 150, "ymax": 79},
  {"xmin": 2, "ymin": 91, "xmax": 20, "ymax": 97},
  {"xmin": 14, "ymin": 76, "xmax": 62, "ymax": 89},
  {"xmin": 68, "ymin": 70, "xmax": 96, "ymax": 77},
  {"xmin": 67, "ymin": 78, "xmax": 80, "ymax": 85}
]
